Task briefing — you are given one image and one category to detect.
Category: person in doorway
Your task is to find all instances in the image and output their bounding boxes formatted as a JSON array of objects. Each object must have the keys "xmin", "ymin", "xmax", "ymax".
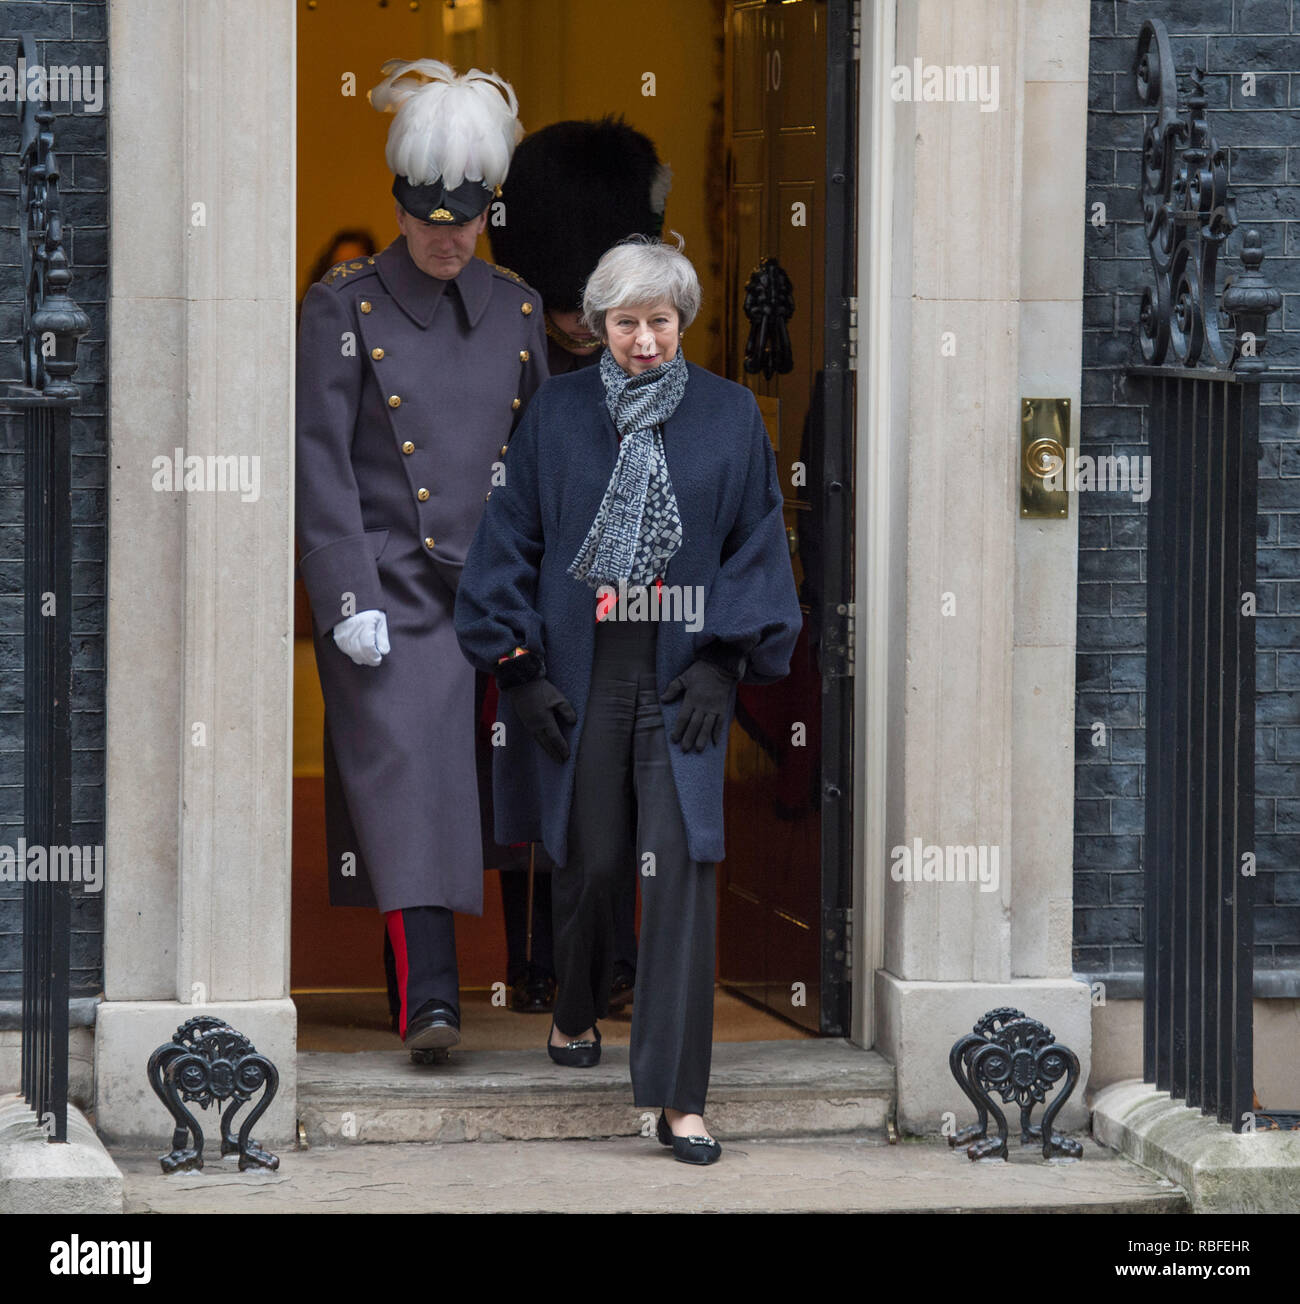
[
  {"xmin": 455, "ymin": 236, "xmax": 801, "ymax": 1161},
  {"xmin": 481, "ymin": 116, "xmax": 675, "ymax": 1014},
  {"xmin": 295, "ymin": 58, "xmax": 546, "ymax": 1062},
  {"xmin": 301, "ymin": 229, "xmax": 377, "ymax": 314}
]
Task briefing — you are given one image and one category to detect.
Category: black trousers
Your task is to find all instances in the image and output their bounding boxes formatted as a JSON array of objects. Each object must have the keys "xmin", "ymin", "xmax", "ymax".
[
  {"xmin": 553, "ymin": 617, "xmax": 717, "ymax": 1114},
  {"xmin": 500, "ymin": 854, "xmax": 639, "ymax": 983},
  {"xmin": 382, "ymin": 905, "xmax": 458, "ymax": 1038}
]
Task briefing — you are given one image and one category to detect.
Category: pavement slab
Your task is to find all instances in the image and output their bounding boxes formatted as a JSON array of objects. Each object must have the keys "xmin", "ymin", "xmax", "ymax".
[{"xmin": 114, "ymin": 1134, "xmax": 1187, "ymax": 1214}]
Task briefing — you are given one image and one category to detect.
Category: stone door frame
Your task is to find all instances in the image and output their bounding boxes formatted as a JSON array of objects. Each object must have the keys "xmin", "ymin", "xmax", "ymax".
[{"xmin": 95, "ymin": 0, "xmax": 1092, "ymax": 1143}]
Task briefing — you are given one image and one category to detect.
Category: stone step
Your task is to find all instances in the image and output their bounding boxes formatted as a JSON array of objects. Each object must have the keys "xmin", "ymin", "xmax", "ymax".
[{"xmin": 296, "ymin": 1039, "xmax": 896, "ymax": 1145}]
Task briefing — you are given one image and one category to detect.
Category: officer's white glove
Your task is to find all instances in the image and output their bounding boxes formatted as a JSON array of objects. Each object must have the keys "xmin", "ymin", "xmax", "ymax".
[{"xmin": 332, "ymin": 609, "xmax": 390, "ymax": 666}]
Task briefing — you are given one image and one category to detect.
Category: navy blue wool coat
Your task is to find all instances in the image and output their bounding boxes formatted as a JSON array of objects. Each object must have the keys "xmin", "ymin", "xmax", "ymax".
[{"xmin": 453, "ymin": 359, "xmax": 803, "ymax": 868}]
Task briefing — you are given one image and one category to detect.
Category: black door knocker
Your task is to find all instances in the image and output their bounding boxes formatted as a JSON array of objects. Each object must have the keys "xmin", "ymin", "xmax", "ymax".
[{"xmin": 742, "ymin": 257, "xmax": 795, "ymax": 379}]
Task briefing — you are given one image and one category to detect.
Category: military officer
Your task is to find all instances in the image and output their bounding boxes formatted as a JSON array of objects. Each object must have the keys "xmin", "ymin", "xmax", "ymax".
[{"xmin": 295, "ymin": 59, "xmax": 547, "ymax": 1059}]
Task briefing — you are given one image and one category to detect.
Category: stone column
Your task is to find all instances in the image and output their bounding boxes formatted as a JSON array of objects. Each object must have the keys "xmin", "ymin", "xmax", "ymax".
[
  {"xmin": 869, "ymin": 0, "xmax": 1092, "ymax": 1133},
  {"xmin": 96, "ymin": 0, "xmax": 297, "ymax": 1146},
  {"xmin": 1011, "ymin": 1, "xmax": 1090, "ymax": 992}
]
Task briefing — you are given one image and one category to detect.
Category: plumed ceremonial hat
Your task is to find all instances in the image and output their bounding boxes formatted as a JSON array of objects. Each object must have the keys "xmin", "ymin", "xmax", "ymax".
[
  {"xmin": 488, "ymin": 116, "xmax": 672, "ymax": 311},
  {"xmin": 369, "ymin": 58, "xmax": 522, "ymax": 224}
]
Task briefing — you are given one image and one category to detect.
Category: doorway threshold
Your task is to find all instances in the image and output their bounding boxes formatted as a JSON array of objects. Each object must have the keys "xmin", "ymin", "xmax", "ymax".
[{"xmin": 296, "ymin": 1039, "xmax": 894, "ymax": 1145}]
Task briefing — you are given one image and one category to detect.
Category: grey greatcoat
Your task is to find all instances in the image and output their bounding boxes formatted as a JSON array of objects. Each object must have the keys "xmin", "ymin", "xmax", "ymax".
[{"xmin": 295, "ymin": 236, "xmax": 549, "ymax": 914}]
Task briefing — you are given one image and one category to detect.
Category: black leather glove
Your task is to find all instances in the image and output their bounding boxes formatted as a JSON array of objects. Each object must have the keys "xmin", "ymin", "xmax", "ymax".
[
  {"xmin": 660, "ymin": 657, "xmax": 739, "ymax": 752},
  {"xmin": 506, "ymin": 675, "xmax": 577, "ymax": 763}
]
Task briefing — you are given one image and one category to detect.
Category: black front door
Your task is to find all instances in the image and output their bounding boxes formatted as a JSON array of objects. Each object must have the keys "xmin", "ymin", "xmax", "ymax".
[{"xmin": 718, "ymin": 0, "xmax": 856, "ymax": 1035}]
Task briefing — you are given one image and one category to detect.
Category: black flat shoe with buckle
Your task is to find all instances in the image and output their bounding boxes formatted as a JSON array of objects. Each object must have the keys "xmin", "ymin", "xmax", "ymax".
[
  {"xmin": 546, "ymin": 1020, "xmax": 601, "ymax": 1067},
  {"xmin": 657, "ymin": 1109, "xmax": 721, "ymax": 1164}
]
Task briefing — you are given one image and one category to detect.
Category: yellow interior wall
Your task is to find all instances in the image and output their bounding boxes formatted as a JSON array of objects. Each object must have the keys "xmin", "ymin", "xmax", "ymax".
[
  {"xmin": 296, "ymin": 0, "xmax": 724, "ymax": 368},
  {"xmin": 293, "ymin": 640, "xmax": 327, "ymax": 777}
]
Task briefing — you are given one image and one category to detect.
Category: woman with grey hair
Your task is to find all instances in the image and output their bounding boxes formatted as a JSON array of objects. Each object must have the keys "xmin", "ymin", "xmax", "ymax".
[{"xmin": 455, "ymin": 235, "xmax": 801, "ymax": 1164}]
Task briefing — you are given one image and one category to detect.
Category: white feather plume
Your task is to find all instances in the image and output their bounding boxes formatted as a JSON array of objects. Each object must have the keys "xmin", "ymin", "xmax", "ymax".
[{"xmin": 368, "ymin": 58, "xmax": 522, "ymax": 190}]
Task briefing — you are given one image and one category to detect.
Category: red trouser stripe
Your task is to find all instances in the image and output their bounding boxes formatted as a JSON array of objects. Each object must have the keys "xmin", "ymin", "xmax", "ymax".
[{"xmin": 385, "ymin": 909, "xmax": 410, "ymax": 1040}]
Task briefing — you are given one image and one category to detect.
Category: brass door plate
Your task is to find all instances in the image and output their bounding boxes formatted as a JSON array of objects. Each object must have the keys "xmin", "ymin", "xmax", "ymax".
[{"xmin": 1020, "ymin": 397, "xmax": 1070, "ymax": 519}]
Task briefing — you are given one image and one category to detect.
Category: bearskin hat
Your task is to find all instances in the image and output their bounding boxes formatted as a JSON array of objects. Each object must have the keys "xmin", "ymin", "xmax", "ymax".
[{"xmin": 489, "ymin": 116, "xmax": 671, "ymax": 311}]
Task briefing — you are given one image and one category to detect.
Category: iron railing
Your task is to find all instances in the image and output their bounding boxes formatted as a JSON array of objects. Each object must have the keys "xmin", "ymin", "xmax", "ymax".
[
  {"xmin": 1129, "ymin": 20, "xmax": 1291, "ymax": 1132},
  {"xmin": 4, "ymin": 33, "xmax": 90, "ymax": 1143}
]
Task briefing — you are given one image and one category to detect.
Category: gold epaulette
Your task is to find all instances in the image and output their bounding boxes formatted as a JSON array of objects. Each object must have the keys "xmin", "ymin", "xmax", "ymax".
[
  {"xmin": 322, "ymin": 256, "xmax": 377, "ymax": 287},
  {"xmin": 491, "ymin": 262, "xmax": 525, "ymax": 285}
]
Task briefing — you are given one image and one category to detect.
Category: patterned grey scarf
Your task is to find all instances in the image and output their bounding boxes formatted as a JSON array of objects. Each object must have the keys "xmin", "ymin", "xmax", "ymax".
[{"xmin": 568, "ymin": 347, "xmax": 687, "ymax": 590}]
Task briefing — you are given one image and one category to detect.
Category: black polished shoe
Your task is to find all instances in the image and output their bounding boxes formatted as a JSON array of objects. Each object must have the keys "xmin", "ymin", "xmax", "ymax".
[
  {"xmin": 510, "ymin": 964, "xmax": 557, "ymax": 1014},
  {"xmin": 405, "ymin": 998, "xmax": 460, "ymax": 1057},
  {"xmin": 546, "ymin": 1020, "xmax": 600, "ymax": 1067},
  {"xmin": 607, "ymin": 967, "xmax": 635, "ymax": 1011},
  {"xmin": 657, "ymin": 1110, "xmax": 721, "ymax": 1165}
]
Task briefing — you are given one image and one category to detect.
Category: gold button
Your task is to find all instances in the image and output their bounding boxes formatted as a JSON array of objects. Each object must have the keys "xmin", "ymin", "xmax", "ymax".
[
  {"xmin": 371, "ymin": 347, "xmax": 385, "ymax": 361},
  {"xmin": 402, "ymin": 441, "xmax": 415, "ymax": 454},
  {"xmin": 360, "ymin": 301, "xmax": 372, "ymax": 314},
  {"xmin": 388, "ymin": 395, "xmax": 401, "ymax": 408},
  {"xmin": 521, "ymin": 302, "xmax": 533, "ymax": 315},
  {"xmin": 519, "ymin": 349, "xmax": 530, "ymax": 362},
  {"xmin": 500, "ymin": 445, "xmax": 508, "ymax": 457},
  {"xmin": 511, "ymin": 398, "xmax": 521, "ymax": 410},
  {"xmin": 424, "ymin": 537, "xmax": 436, "ymax": 550},
  {"xmin": 417, "ymin": 488, "xmax": 430, "ymax": 502}
]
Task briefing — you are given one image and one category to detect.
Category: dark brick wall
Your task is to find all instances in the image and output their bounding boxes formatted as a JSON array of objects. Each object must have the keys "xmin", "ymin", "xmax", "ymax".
[
  {"xmin": 0, "ymin": 2, "xmax": 108, "ymax": 999},
  {"xmin": 1078, "ymin": 0, "xmax": 1300, "ymax": 982}
]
